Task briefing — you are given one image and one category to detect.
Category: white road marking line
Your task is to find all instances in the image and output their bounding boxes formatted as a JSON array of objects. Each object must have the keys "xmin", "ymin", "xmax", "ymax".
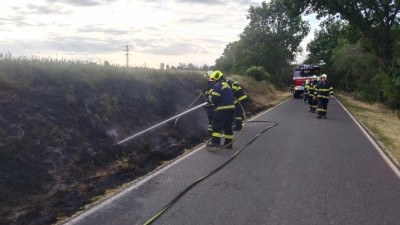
[
  {"xmin": 336, "ymin": 98, "xmax": 400, "ymax": 178},
  {"xmin": 64, "ymin": 98, "xmax": 290, "ymax": 224}
]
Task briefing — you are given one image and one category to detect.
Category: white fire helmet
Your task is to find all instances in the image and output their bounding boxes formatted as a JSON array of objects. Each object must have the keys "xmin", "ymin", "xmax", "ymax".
[
  {"xmin": 321, "ymin": 74, "xmax": 327, "ymax": 79},
  {"xmin": 312, "ymin": 75, "xmax": 317, "ymax": 79}
]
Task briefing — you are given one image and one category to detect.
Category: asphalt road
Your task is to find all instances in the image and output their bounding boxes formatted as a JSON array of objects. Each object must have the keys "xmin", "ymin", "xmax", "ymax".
[{"xmin": 64, "ymin": 97, "xmax": 400, "ymax": 225}]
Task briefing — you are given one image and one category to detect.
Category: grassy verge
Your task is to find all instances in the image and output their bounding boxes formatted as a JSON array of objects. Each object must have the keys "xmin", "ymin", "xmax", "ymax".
[
  {"xmin": 229, "ymin": 74, "xmax": 292, "ymax": 109},
  {"xmin": 337, "ymin": 94, "xmax": 400, "ymax": 167}
]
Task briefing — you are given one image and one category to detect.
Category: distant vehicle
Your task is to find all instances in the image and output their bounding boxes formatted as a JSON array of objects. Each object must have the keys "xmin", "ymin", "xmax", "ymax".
[{"xmin": 291, "ymin": 64, "xmax": 322, "ymax": 98}]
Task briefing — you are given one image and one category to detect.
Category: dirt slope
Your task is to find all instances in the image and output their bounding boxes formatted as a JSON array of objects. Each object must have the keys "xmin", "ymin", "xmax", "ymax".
[{"xmin": 0, "ymin": 61, "xmax": 285, "ymax": 225}]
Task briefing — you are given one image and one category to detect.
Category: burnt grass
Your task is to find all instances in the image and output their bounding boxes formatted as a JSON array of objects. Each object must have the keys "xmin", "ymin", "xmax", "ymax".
[{"xmin": 0, "ymin": 61, "xmax": 268, "ymax": 225}]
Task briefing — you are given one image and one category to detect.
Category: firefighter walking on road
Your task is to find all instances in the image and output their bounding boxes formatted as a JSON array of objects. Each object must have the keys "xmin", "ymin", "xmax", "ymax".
[
  {"xmin": 303, "ymin": 79, "xmax": 310, "ymax": 103},
  {"xmin": 228, "ymin": 79, "xmax": 248, "ymax": 131},
  {"xmin": 206, "ymin": 70, "xmax": 235, "ymax": 149},
  {"xmin": 308, "ymin": 75, "xmax": 317, "ymax": 112},
  {"xmin": 315, "ymin": 74, "xmax": 334, "ymax": 119}
]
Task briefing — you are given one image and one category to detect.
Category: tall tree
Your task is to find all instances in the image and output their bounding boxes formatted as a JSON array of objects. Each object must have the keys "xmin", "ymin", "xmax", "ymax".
[
  {"xmin": 306, "ymin": 17, "xmax": 346, "ymax": 65},
  {"xmin": 305, "ymin": 17, "xmax": 366, "ymax": 88},
  {"xmin": 216, "ymin": 0, "xmax": 309, "ymax": 86},
  {"xmin": 282, "ymin": 0, "xmax": 400, "ymax": 67}
]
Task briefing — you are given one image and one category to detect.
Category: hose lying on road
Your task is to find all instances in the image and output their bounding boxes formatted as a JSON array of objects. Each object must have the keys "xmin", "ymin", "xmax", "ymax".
[{"xmin": 142, "ymin": 106, "xmax": 279, "ymax": 224}]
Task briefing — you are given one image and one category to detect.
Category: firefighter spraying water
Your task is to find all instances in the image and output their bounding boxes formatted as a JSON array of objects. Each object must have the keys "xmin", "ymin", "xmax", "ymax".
[{"xmin": 206, "ymin": 70, "xmax": 235, "ymax": 149}]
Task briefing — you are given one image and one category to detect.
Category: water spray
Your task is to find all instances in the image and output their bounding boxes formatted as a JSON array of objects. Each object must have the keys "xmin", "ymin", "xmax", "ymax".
[
  {"xmin": 173, "ymin": 92, "xmax": 204, "ymax": 130},
  {"xmin": 117, "ymin": 102, "xmax": 207, "ymax": 145}
]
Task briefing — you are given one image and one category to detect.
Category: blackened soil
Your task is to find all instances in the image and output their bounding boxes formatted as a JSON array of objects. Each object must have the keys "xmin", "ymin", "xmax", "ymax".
[{"xmin": 0, "ymin": 70, "xmax": 267, "ymax": 225}]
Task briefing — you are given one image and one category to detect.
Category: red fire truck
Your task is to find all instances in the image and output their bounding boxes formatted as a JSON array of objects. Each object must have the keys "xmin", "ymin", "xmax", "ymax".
[{"xmin": 291, "ymin": 64, "xmax": 322, "ymax": 98}]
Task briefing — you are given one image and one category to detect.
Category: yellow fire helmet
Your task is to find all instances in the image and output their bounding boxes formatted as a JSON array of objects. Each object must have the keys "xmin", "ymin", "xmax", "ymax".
[{"xmin": 210, "ymin": 70, "xmax": 223, "ymax": 81}]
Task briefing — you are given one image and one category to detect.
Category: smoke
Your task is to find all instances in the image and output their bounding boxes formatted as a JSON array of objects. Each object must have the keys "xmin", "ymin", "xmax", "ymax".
[
  {"xmin": 174, "ymin": 108, "xmax": 208, "ymax": 137},
  {"xmin": 106, "ymin": 122, "xmax": 125, "ymax": 141}
]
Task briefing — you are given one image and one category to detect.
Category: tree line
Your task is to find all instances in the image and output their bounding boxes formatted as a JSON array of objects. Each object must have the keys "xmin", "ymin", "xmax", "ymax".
[
  {"xmin": 159, "ymin": 62, "xmax": 213, "ymax": 71},
  {"xmin": 215, "ymin": 0, "xmax": 400, "ymax": 110}
]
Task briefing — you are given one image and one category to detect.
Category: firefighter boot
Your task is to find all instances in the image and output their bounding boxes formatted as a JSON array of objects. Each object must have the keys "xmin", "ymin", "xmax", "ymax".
[
  {"xmin": 234, "ymin": 117, "xmax": 243, "ymax": 131},
  {"xmin": 224, "ymin": 140, "xmax": 233, "ymax": 149},
  {"xmin": 233, "ymin": 125, "xmax": 242, "ymax": 131},
  {"xmin": 206, "ymin": 141, "xmax": 220, "ymax": 148}
]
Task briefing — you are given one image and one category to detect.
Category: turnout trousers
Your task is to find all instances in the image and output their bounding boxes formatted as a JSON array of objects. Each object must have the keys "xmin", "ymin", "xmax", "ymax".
[
  {"xmin": 205, "ymin": 106, "xmax": 214, "ymax": 134},
  {"xmin": 317, "ymin": 98, "xmax": 329, "ymax": 116},
  {"xmin": 234, "ymin": 100, "xmax": 247, "ymax": 129},
  {"xmin": 303, "ymin": 93, "xmax": 309, "ymax": 103},
  {"xmin": 211, "ymin": 109, "xmax": 234, "ymax": 147},
  {"xmin": 308, "ymin": 95, "xmax": 317, "ymax": 112}
]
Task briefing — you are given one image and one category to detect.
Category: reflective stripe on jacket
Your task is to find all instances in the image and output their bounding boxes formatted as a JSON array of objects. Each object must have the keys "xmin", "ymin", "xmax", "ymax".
[
  {"xmin": 303, "ymin": 84, "xmax": 309, "ymax": 94},
  {"xmin": 315, "ymin": 81, "xmax": 334, "ymax": 99},
  {"xmin": 204, "ymin": 81, "xmax": 214, "ymax": 106},
  {"xmin": 210, "ymin": 79, "xmax": 235, "ymax": 111},
  {"xmin": 309, "ymin": 81, "xmax": 317, "ymax": 97},
  {"xmin": 231, "ymin": 81, "xmax": 248, "ymax": 102}
]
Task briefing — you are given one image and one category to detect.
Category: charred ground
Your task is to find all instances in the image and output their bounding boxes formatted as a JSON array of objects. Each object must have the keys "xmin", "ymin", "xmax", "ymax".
[{"xmin": 0, "ymin": 59, "xmax": 284, "ymax": 225}]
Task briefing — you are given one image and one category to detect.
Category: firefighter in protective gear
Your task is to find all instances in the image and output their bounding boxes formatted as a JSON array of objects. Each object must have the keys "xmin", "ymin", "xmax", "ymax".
[
  {"xmin": 315, "ymin": 74, "xmax": 334, "ymax": 119},
  {"xmin": 206, "ymin": 70, "xmax": 235, "ymax": 149},
  {"xmin": 204, "ymin": 70, "xmax": 214, "ymax": 134},
  {"xmin": 308, "ymin": 75, "xmax": 318, "ymax": 112},
  {"xmin": 303, "ymin": 79, "xmax": 310, "ymax": 103},
  {"xmin": 227, "ymin": 79, "xmax": 248, "ymax": 131}
]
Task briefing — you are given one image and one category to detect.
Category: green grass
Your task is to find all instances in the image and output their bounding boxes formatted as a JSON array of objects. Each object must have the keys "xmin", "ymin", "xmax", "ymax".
[
  {"xmin": 337, "ymin": 94, "xmax": 400, "ymax": 166},
  {"xmin": 0, "ymin": 57, "xmax": 204, "ymax": 91}
]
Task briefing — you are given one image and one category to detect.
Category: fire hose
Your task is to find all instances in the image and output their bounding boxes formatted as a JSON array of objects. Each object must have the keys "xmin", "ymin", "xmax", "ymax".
[
  {"xmin": 117, "ymin": 101, "xmax": 207, "ymax": 145},
  {"xmin": 140, "ymin": 98, "xmax": 279, "ymax": 225}
]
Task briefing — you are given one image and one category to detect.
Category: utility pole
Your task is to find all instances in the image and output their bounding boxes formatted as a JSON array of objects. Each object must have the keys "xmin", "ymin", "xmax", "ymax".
[{"xmin": 124, "ymin": 45, "xmax": 130, "ymax": 68}]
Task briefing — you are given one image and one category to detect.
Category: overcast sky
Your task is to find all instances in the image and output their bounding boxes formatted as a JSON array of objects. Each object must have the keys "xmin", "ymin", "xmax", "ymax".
[{"xmin": 0, "ymin": 0, "xmax": 321, "ymax": 68}]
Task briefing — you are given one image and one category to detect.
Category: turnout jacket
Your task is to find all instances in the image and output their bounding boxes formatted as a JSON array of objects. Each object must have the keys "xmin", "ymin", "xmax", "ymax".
[
  {"xmin": 204, "ymin": 80, "xmax": 214, "ymax": 107},
  {"xmin": 303, "ymin": 83, "xmax": 310, "ymax": 95},
  {"xmin": 210, "ymin": 79, "xmax": 235, "ymax": 111},
  {"xmin": 229, "ymin": 80, "xmax": 248, "ymax": 103},
  {"xmin": 309, "ymin": 81, "xmax": 318, "ymax": 97},
  {"xmin": 315, "ymin": 80, "xmax": 334, "ymax": 99}
]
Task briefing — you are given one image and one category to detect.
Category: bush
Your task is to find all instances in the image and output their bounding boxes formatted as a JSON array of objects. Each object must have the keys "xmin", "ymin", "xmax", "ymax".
[
  {"xmin": 244, "ymin": 66, "xmax": 271, "ymax": 81},
  {"xmin": 331, "ymin": 42, "xmax": 383, "ymax": 102},
  {"xmin": 382, "ymin": 73, "xmax": 400, "ymax": 109}
]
